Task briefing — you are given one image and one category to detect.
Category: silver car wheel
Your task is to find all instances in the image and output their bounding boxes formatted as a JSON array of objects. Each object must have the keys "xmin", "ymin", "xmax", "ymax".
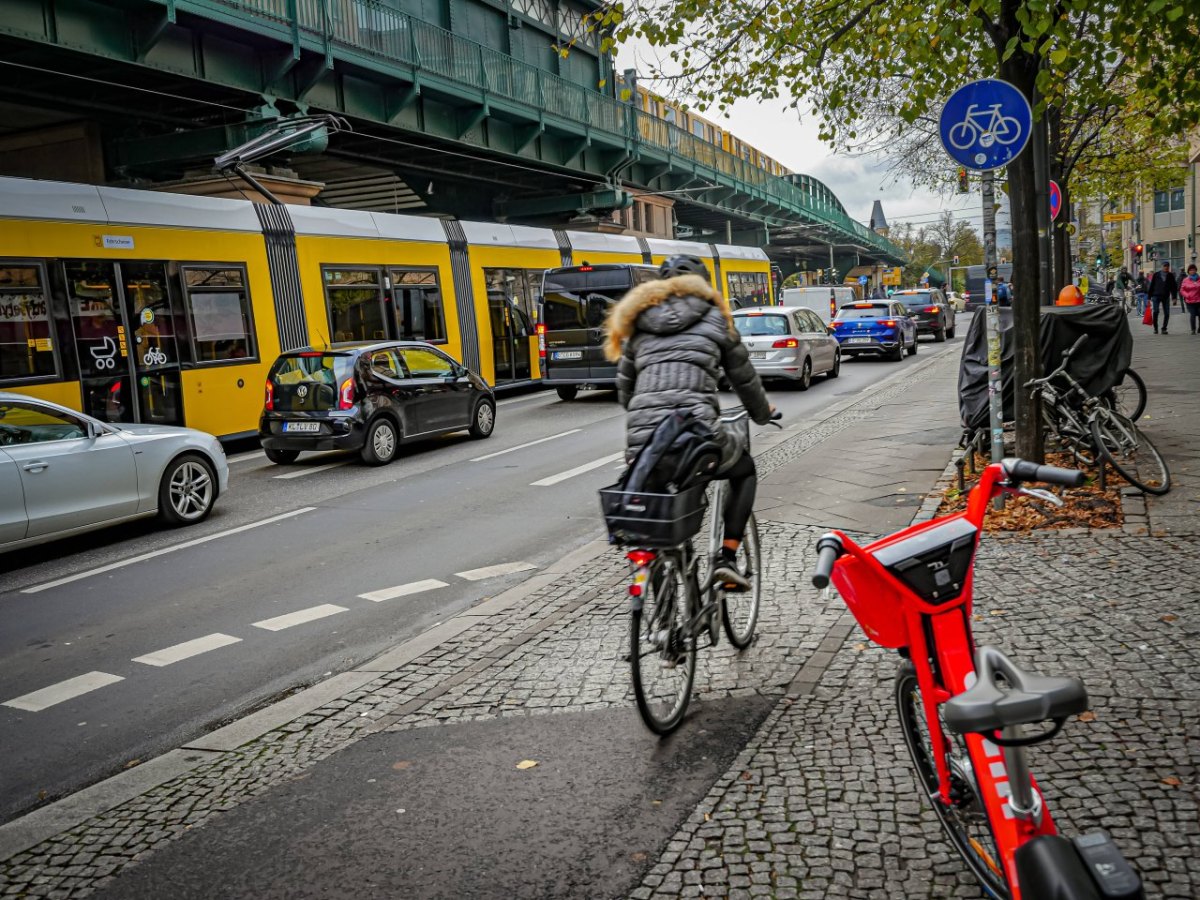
[
  {"xmin": 373, "ymin": 423, "xmax": 396, "ymax": 459},
  {"xmin": 477, "ymin": 401, "xmax": 495, "ymax": 435},
  {"xmin": 169, "ymin": 461, "xmax": 213, "ymax": 521}
]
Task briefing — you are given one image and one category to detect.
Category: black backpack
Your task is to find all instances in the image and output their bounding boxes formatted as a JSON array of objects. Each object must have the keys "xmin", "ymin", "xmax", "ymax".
[{"xmin": 622, "ymin": 411, "xmax": 722, "ymax": 494}]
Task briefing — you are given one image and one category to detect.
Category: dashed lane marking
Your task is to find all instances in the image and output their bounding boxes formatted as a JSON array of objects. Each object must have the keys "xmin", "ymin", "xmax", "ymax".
[
  {"xmin": 358, "ymin": 579, "xmax": 449, "ymax": 603},
  {"xmin": 496, "ymin": 393, "xmax": 550, "ymax": 407},
  {"xmin": 225, "ymin": 450, "xmax": 266, "ymax": 465},
  {"xmin": 470, "ymin": 429, "xmax": 581, "ymax": 462},
  {"xmin": 252, "ymin": 604, "xmax": 348, "ymax": 632},
  {"xmin": 132, "ymin": 633, "xmax": 243, "ymax": 667},
  {"xmin": 530, "ymin": 452, "xmax": 624, "ymax": 487},
  {"xmin": 20, "ymin": 508, "xmax": 317, "ymax": 595},
  {"xmin": 3, "ymin": 672, "xmax": 125, "ymax": 712},
  {"xmin": 454, "ymin": 561, "xmax": 538, "ymax": 581},
  {"xmin": 273, "ymin": 461, "xmax": 350, "ymax": 480}
]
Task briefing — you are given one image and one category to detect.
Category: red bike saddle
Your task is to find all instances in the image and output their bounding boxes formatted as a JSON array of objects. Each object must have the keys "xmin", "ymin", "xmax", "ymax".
[{"xmin": 943, "ymin": 645, "xmax": 1089, "ymax": 735}]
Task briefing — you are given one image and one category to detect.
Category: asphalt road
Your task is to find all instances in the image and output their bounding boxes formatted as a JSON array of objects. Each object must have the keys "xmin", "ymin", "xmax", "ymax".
[{"xmin": 0, "ymin": 332, "xmax": 961, "ymax": 825}]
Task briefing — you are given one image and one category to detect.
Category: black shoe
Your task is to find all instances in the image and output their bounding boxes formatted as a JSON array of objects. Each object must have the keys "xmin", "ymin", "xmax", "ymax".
[
  {"xmin": 1163, "ymin": 329, "xmax": 1169, "ymax": 335},
  {"xmin": 710, "ymin": 550, "xmax": 750, "ymax": 593},
  {"xmin": 1154, "ymin": 328, "xmax": 1159, "ymax": 334}
]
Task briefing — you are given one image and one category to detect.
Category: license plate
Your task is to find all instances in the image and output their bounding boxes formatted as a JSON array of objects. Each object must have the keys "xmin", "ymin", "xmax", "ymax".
[
  {"xmin": 284, "ymin": 421, "xmax": 320, "ymax": 433},
  {"xmin": 847, "ymin": 337, "xmax": 874, "ymax": 344},
  {"xmin": 554, "ymin": 350, "xmax": 583, "ymax": 360},
  {"xmin": 749, "ymin": 351, "xmax": 767, "ymax": 359}
]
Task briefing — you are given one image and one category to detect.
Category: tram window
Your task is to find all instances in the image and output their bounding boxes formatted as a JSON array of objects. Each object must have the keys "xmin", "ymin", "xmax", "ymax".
[
  {"xmin": 484, "ymin": 268, "xmax": 540, "ymax": 328},
  {"xmin": 0, "ymin": 263, "xmax": 57, "ymax": 381},
  {"xmin": 183, "ymin": 267, "xmax": 257, "ymax": 363},
  {"xmin": 389, "ymin": 268, "xmax": 447, "ymax": 344},
  {"xmin": 324, "ymin": 267, "xmax": 386, "ymax": 342}
]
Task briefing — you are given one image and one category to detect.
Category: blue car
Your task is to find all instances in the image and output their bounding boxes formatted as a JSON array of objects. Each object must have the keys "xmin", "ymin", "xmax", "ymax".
[{"xmin": 831, "ymin": 301, "xmax": 918, "ymax": 362}]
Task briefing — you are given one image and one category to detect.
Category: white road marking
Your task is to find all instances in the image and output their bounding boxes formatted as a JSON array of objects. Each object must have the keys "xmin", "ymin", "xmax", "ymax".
[
  {"xmin": 530, "ymin": 452, "xmax": 624, "ymax": 487},
  {"xmin": 225, "ymin": 450, "xmax": 266, "ymax": 465},
  {"xmin": 470, "ymin": 429, "xmax": 581, "ymax": 462},
  {"xmin": 21, "ymin": 508, "xmax": 317, "ymax": 594},
  {"xmin": 273, "ymin": 461, "xmax": 350, "ymax": 480},
  {"xmin": 252, "ymin": 604, "xmax": 347, "ymax": 632},
  {"xmin": 455, "ymin": 561, "xmax": 538, "ymax": 581},
  {"xmin": 132, "ymin": 633, "xmax": 242, "ymax": 667},
  {"xmin": 3, "ymin": 672, "xmax": 124, "ymax": 712},
  {"xmin": 497, "ymin": 393, "xmax": 549, "ymax": 407},
  {"xmin": 358, "ymin": 579, "xmax": 449, "ymax": 603}
]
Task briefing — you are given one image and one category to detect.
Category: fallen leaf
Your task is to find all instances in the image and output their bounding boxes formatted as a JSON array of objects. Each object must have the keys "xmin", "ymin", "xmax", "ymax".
[
  {"xmin": 1160, "ymin": 614, "xmax": 1178, "ymax": 623},
  {"xmin": 392, "ymin": 761, "xmax": 412, "ymax": 770},
  {"xmin": 1162, "ymin": 776, "xmax": 1182, "ymax": 787},
  {"xmin": 516, "ymin": 760, "xmax": 538, "ymax": 770},
  {"xmin": 124, "ymin": 759, "xmax": 140, "ymax": 769},
  {"xmin": 1078, "ymin": 711, "xmax": 1097, "ymax": 723},
  {"xmin": 651, "ymin": 800, "xmax": 662, "ymax": 806},
  {"xmin": 704, "ymin": 812, "xmax": 711, "ymax": 821},
  {"xmin": 852, "ymin": 642, "xmax": 868, "ymax": 652},
  {"xmin": 631, "ymin": 852, "xmax": 648, "ymax": 862},
  {"xmin": 989, "ymin": 610, "xmax": 1008, "ymax": 616}
]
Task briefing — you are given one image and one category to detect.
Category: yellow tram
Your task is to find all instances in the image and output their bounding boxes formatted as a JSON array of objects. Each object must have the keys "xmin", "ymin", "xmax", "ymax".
[{"xmin": 0, "ymin": 176, "xmax": 773, "ymax": 440}]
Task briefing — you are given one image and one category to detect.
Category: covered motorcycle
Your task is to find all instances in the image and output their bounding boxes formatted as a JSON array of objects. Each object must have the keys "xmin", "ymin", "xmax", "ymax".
[{"xmin": 958, "ymin": 304, "xmax": 1133, "ymax": 430}]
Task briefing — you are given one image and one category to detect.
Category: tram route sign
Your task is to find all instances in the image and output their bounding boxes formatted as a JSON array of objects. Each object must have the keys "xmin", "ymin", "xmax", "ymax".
[{"xmin": 938, "ymin": 79, "xmax": 1033, "ymax": 171}]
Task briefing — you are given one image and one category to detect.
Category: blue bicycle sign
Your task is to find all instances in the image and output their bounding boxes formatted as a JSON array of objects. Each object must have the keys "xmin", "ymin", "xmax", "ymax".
[{"xmin": 939, "ymin": 79, "xmax": 1032, "ymax": 171}]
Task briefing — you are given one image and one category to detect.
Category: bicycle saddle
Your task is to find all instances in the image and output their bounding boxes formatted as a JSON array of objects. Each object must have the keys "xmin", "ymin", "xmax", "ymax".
[{"xmin": 943, "ymin": 646, "xmax": 1089, "ymax": 735}]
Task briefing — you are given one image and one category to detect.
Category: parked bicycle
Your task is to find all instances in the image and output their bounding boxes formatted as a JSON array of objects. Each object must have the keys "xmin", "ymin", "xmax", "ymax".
[
  {"xmin": 1032, "ymin": 335, "xmax": 1168, "ymax": 494},
  {"xmin": 601, "ymin": 408, "xmax": 780, "ymax": 734},
  {"xmin": 812, "ymin": 458, "xmax": 1145, "ymax": 900},
  {"xmin": 1100, "ymin": 367, "xmax": 1146, "ymax": 422}
]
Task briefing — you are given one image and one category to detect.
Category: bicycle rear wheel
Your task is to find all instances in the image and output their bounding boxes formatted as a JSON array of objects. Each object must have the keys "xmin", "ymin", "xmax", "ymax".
[
  {"xmin": 895, "ymin": 663, "xmax": 1009, "ymax": 899},
  {"xmin": 1090, "ymin": 409, "xmax": 1170, "ymax": 495},
  {"xmin": 630, "ymin": 554, "xmax": 696, "ymax": 734},
  {"xmin": 721, "ymin": 512, "xmax": 761, "ymax": 649},
  {"xmin": 1042, "ymin": 403, "xmax": 1095, "ymax": 466},
  {"xmin": 1101, "ymin": 368, "xmax": 1146, "ymax": 422}
]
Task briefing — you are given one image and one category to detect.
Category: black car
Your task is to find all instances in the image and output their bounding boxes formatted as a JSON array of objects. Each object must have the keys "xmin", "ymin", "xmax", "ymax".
[
  {"xmin": 892, "ymin": 289, "xmax": 956, "ymax": 341},
  {"xmin": 260, "ymin": 342, "xmax": 495, "ymax": 466}
]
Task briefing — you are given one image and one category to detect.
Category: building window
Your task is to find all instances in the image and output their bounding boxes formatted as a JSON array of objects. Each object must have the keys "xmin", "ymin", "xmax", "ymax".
[
  {"xmin": 0, "ymin": 262, "xmax": 57, "ymax": 382},
  {"xmin": 182, "ymin": 266, "xmax": 257, "ymax": 363},
  {"xmin": 388, "ymin": 268, "xmax": 447, "ymax": 343},
  {"xmin": 324, "ymin": 267, "xmax": 386, "ymax": 342},
  {"xmin": 1153, "ymin": 186, "xmax": 1186, "ymax": 229}
]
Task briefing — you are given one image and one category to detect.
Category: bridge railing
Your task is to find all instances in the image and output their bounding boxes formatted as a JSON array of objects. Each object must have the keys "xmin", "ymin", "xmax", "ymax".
[{"xmin": 195, "ymin": 0, "xmax": 902, "ymax": 257}]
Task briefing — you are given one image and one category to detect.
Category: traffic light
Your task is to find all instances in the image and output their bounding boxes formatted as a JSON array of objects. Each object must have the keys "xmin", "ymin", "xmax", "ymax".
[
  {"xmin": 1134, "ymin": 243, "xmax": 1144, "ymax": 261},
  {"xmin": 1095, "ymin": 254, "xmax": 1104, "ymax": 269},
  {"xmin": 952, "ymin": 255, "xmax": 960, "ymax": 266},
  {"xmin": 956, "ymin": 168, "xmax": 969, "ymax": 194}
]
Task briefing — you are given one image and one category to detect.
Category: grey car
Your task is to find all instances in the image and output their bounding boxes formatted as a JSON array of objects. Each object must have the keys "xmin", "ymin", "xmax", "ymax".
[
  {"xmin": 732, "ymin": 307, "xmax": 841, "ymax": 389},
  {"xmin": 0, "ymin": 392, "xmax": 229, "ymax": 552}
]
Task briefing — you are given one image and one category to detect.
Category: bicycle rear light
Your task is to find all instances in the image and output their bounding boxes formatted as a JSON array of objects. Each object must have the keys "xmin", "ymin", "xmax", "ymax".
[{"xmin": 871, "ymin": 517, "xmax": 978, "ymax": 605}]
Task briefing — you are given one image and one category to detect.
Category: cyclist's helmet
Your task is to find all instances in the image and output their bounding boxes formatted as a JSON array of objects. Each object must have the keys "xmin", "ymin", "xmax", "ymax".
[{"xmin": 659, "ymin": 255, "xmax": 710, "ymax": 282}]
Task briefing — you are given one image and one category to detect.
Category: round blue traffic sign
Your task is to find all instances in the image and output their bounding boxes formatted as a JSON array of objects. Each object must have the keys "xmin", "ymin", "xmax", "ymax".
[
  {"xmin": 939, "ymin": 79, "xmax": 1032, "ymax": 171},
  {"xmin": 1049, "ymin": 180, "xmax": 1062, "ymax": 220}
]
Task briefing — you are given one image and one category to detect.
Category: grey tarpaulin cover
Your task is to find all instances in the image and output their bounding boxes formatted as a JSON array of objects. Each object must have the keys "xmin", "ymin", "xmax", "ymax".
[{"xmin": 958, "ymin": 304, "xmax": 1133, "ymax": 430}]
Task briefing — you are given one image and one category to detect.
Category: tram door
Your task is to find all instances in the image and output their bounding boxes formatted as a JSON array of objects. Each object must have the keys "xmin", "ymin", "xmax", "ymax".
[
  {"xmin": 65, "ymin": 261, "xmax": 184, "ymax": 426},
  {"xmin": 487, "ymin": 293, "xmax": 532, "ymax": 384}
]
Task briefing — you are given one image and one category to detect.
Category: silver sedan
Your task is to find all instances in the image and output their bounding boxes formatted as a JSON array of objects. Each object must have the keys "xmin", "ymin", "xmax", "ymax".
[
  {"xmin": 0, "ymin": 391, "xmax": 229, "ymax": 552},
  {"xmin": 732, "ymin": 306, "xmax": 841, "ymax": 390}
]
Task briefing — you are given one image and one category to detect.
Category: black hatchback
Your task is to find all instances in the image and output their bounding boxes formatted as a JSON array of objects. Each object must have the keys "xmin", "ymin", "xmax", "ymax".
[
  {"xmin": 892, "ymin": 289, "xmax": 956, "ymax": 341},
  {"xmin": 259, "ymin": 342, "xmax": 495, "ymax": 466}
]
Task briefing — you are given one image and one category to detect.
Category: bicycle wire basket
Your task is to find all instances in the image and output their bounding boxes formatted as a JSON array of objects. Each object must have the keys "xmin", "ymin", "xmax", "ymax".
[{"xmin": 598, "ymin": 483, "xmax": 709, "ymax": 548}]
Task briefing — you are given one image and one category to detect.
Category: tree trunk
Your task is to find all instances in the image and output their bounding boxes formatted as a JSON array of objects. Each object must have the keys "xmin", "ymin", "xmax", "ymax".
[{"xmin": 999, "ymin": 51, "xmax": 1044, "ymax": 463}]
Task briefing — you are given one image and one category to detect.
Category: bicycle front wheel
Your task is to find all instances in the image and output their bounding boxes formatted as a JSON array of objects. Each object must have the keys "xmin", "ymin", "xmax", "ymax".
[
  {"xmin": 1101, "ymin": 368, "xmax": 1147, "ymax": 422},
  {"xmin": 895, "ymin": 663, "xmax": 1009, "ymax": 899},
  {"xmin": 630, "ymin": 555, "xmax": 696, "ymax": 734},
  {"xmin": 721, "ymin": 513, "xmax": 761, "ymax": 649},
  {"xmin": 1090, "ymin": 409, "xmax": 1170, "ymax": 495}
]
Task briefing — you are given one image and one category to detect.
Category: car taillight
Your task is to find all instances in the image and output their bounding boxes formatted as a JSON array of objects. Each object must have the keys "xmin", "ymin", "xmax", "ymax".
[
  {"xmin": 337, "ymin": 378, "xmax": 355, "ymax": 410},
  {"xmin": 264, "ymin": 379, "xmax": 274, "ymax": 410},
  {"xmin": 925, "ymin": 306, "xmax": 940, "ymax": 313},
  {"xmin": 882, "ymin": 319, "xmax": 896, "ymax": 327},
  {"xmin": 537, "ymin": 323, "xmax": 546, "ymax": 360},
  {"xmin": 772, "ymin": 338, "xmax": 799, "ymax": 348}
]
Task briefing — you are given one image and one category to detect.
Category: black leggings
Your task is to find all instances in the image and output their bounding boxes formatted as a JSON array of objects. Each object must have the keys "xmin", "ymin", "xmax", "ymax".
[
  {"xmin": 1188, "ymin": 303, "xmax": 1200, "ymax": 332},
  {"xmin": 720, "ymin": 453, "xmax": 757, "ymax": 542}
]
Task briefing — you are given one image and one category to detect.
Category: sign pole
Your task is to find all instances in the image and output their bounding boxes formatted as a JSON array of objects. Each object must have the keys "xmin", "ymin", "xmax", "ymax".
[{"xmin": 982, "ymin": 170, "xmax": 1004, "ymax": 469}]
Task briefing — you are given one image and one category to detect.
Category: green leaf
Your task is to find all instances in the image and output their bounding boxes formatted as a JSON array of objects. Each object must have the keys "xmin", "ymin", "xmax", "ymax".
[{"xmin": 1050, "ymin": 48, "xmax": 1069, "ymax": 66}]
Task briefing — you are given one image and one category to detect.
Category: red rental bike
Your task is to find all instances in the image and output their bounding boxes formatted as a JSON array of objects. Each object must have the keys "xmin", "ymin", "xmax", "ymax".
[{"xmin": 812, "ymin": 458, "xmax": 1144, "ymax": 900}]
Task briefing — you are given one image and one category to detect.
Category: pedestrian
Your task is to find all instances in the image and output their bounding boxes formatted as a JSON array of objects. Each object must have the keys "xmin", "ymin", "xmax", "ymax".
[
  {"xmin": 1181, "ymin": 263, "xmax": 1200, "ymax": 334},
  {"xmin": 1148, "ymin": 261, "xmax": 1179, "ymax": 334},
  {"xmin": 994, "ymin": 276, "xmax": 1011, "ymax": 306},
  {"xmin": 1135, "ymin": 273, "xmax": 1149, "ymax": 315}
]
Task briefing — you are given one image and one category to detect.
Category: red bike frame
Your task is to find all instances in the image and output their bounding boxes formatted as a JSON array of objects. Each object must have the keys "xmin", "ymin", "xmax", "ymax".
[{"xmin": 826, "ymin": 463, "xmax": 1057, "ymax": 896}]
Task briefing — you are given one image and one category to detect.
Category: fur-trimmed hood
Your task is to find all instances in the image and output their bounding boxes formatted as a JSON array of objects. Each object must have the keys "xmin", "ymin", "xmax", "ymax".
[{"xmin": 603, "ymin": 274, "xmax": 733, "ymax": 361}]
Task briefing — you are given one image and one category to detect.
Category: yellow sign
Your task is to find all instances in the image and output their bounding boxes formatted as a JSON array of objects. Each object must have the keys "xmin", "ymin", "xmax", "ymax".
[
  {"xmin": 882, "ymin": 268, "xmax": 903, "ymax": 286},
  {"xmin": 1102, "ymin": 212, "xmax": 1134, "ymax": 222}
]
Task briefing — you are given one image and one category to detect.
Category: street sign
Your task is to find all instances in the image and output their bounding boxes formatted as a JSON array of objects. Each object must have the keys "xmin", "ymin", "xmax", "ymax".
[
  {"xmin": 1102, "ymin": 212, "xmax": 1134, "ymax": 222},
  {"xmin": 882, "ymin": 268, "xmax": 902, "ymax": 286},
  {"xmin": 938, "ymin": 79, "xmax": 1033, "ymax": 171},
  {"xmin": 1049, "ymin": 180, "xmax": 1062, "ymax": 220},
  {"xmin": 858, "ymin": 275, "xmax": 869, "ymax": 286}
]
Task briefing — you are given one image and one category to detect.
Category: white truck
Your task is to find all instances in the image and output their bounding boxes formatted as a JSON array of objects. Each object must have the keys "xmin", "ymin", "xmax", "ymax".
[{"xmin": 778, "ymin": 286, "xmax": 859, "ymax": 325}]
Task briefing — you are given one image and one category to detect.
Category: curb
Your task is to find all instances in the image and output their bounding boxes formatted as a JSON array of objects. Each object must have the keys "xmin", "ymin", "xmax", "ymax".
[{"xmin": 0, "ymin": 341, "xmax": 963, "ymax": 865}]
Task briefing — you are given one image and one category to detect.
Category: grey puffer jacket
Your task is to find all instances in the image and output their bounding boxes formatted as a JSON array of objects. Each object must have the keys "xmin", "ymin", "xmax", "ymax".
[{"xmin": 605, "ymin": 274, "xmax": 771, "ymax": 469}]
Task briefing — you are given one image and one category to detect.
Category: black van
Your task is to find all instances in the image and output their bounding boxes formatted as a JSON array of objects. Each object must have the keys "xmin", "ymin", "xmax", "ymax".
[{"xmin": 538, "ymin": 264, "xmax": 657, "ymax": 400}]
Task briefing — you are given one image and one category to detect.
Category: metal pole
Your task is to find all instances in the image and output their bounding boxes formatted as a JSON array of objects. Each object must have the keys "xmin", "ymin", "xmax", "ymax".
[
  {"xmin": 1032, "ymin": 110, "xmax": 1054, "ymax": 306},
  {"xmin": 982, "ymin": 170, "xmax": 1003, "ymax": 469}
]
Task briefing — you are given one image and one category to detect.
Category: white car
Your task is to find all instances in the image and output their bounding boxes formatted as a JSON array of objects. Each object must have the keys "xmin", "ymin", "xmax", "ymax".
[
  {"xmin": 0, "ymin": 392, "xmax": 229, "ymax": 552},
  {"xmin": 732, "ymin": 307, "xmax": 841, "ymax": 389}
]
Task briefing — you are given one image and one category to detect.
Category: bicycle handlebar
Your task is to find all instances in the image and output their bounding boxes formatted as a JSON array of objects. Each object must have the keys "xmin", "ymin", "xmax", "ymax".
[
  {"xmin": 1002, "ymin": 458, "xmax": 1086, "ymax": 488},
  {"xmin": 811, "ymin": 533, "xmax": 844, "ymax": 589}
]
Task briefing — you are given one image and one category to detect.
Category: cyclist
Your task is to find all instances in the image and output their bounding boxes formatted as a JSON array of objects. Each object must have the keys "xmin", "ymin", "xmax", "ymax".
[{"xmin": 604, "ymin": 255, "xmax": 773, "ymax": 591}]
